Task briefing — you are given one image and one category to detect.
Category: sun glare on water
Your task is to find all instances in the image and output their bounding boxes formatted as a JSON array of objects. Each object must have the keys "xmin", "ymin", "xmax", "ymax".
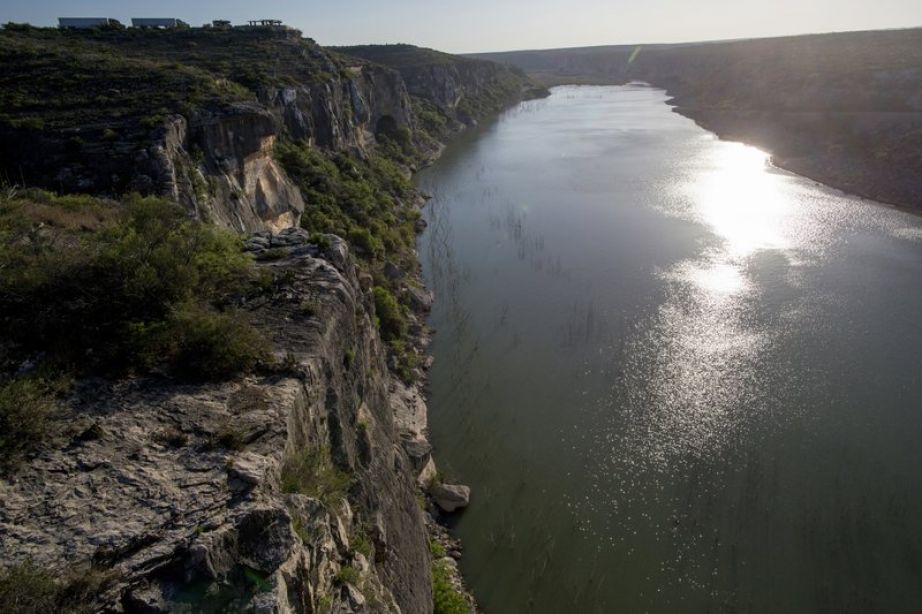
[
  {"xmin": 628, "ymin": 140, "xmax": 800, "ymax": 463},
  {"xmin": 668, "ymin": 141, "xmax": 793, "ymax": 299},
  {"xmin": 693, "ymin": 142, "xmax": 789, "ymax": 258}
]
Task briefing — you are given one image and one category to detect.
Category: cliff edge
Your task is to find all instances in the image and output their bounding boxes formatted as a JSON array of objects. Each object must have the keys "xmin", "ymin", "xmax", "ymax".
[{"xmin": 0, "ymin": 25, "xmax": 542, "ymax": 613}]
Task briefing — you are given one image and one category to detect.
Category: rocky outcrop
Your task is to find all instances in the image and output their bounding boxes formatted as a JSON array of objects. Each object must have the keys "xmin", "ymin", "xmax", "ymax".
[
  {"xmin": 336, "ymin": 45, "xmax": 549, "ymax": 133},
  {"xmin": 261, "ymin": 65, "xmax": 414, "ymax": 151},
  {"xmin": 428, "ymin": 485, "xmax": 471, "ymax": 514},
  {"xmin": 161, "ymin": 63, "xmax": 416, "ymax": 232},
  {"xmin": 32, "ymin": 59, "xmax": 419, "ymax": 234},
  {"xmin": 155, "ymin": 104, "xmax": 304, "ymax": 232},
  {"xmin": 0, "ymin": 239, "xmax": 432, "ymax": 612},
  {"xmin": 398, "ymin": 59, "xmax": 526, "ymax": 125}
]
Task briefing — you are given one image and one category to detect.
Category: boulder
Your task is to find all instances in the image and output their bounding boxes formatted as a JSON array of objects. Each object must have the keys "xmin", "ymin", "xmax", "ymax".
[
  {"xmin": 323, "ymin": 234, "xmax": 350, "ymax": 273},
  {"xmin": 416, "ymin": 457, "xmax": 437, "ymax": 489},
  {"xmin": 429, "ymin": 483, "xmax": 471, "ymax": 513}
]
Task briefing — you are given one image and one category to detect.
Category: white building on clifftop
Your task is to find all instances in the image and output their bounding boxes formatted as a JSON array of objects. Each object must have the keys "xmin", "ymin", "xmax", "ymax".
[
  {"xmin": 131, "ymin": 18, "xmax": 189, "ymax": 29},
  {"xmin": 58, "ymin": 17, "xmax": 122, "ymax": 29}
]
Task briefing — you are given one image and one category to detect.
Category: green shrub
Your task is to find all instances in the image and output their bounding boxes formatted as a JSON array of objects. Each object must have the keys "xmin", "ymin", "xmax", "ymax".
[
  {"xmin": 429, "ymin": 539, "xmax": 447, "ymax": 558},
  {"xmin": 135, "ymin": 304, "xmax": 267, "ymax": 381},
  {"xmin": 275, "ymin": 140, "xmax": 417, "ymax": 270},
  {"xmin": 0, "ymin": 377, "xmax": 57, "ymax": 472},
  {"xmin": 372, "ymin": 286, "xmax": 406, "ymax": 342},
  {"xmin": 351, "ymin": 529, "xmax": 373, "ymax": 558},
  {"xmin": 432, "ymin": 559, "xmax": 470, "ymax": 614},
  {"xmin": 0, "ymin": 562, "xmax": 59, "ymax": 612},
  {"xmin": 315, "ymin": 595, "xmax": 333, "ymax": 614},
  {"xmin": 280, "ymin": 445, "xmax": 352, "ymax": 506},
  {"xmin": 2, "ymin": 22, "xmax": 37, "ymax": 32},
  {"xmin": 309, "ymin": 233, "xmax": 332, "ymax": 251},
  {"xmin": 0, "ymin": 193, "xmax": 257, "ymax": 378},
  {"xmin": 0, "ymin": 561, "xmax": 115, "ymax": 614},
  {"xmin": 335, "ymin": 565, "xmax": 361, "ymax": 587},
  {"xmin": 347, "ymin": 227, "xmax": 383, "ymax": 259}
]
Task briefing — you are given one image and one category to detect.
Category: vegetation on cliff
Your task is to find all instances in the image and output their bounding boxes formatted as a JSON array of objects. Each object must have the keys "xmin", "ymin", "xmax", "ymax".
[
  {"xmin": 0, "ymin": 188, "xmax": 266, "ymax": 470},
  {"xmin": 0, "ymin": 26, "xmax": 250, "ymax": 130},
  {"xmin": 0, "ymin": 189, "xmax": 260, "ymax": 376},
  {"xmin": 275, "ymin": 142, "xmax": 419, "ymax": 269},
  {"xmin": 0, "ymin": 559, "xmax": 116, "ymax": 614},
  {"xmin": 0, "ymin": 24, "xmax": 349, "ymax": 131}
]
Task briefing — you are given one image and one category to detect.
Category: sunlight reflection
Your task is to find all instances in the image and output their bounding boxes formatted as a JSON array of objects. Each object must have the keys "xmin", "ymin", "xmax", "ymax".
[
  {"xmin": 691, "ymin": 143, "xmax": 789, "ymax": 258},
  {"xmin": 625, "ymin": 141, "xmax": 794, "ymax": 462},
  {"xmin": 683, "ymin": 260, "xmax": 749, "ymax": 297}
]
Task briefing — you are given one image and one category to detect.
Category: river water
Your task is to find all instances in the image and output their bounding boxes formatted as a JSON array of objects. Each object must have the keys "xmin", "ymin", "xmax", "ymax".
[{"xmin": 415, "ymin": 85, "xmax": 922, "ymax": 613}]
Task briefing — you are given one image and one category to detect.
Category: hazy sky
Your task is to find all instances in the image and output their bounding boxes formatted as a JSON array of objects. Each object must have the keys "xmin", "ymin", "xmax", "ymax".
[{"xmin": 5, "ymin": 0, "xmax": 922, "ymax": 53}]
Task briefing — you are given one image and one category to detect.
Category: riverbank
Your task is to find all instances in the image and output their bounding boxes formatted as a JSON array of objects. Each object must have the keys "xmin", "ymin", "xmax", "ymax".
[{"xmin": 670, "ymin": 104, "xmax": 922, "ymax": 213}]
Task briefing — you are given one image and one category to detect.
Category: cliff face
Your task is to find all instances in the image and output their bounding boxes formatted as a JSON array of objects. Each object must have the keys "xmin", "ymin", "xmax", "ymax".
[
  {"xmin": 396, "ymin": 60, "xmax": 529, "ymax": 124},
  {"xmin": 0, "ymin": 28, "xmax": 419, "ymax": 232},
  {"xmin": 260, "ymin": 66, "xmax": 415, "ymax": 150},
  {"xmin": 335, "ymin": 45, "xmax": 548, "ymax": 132},
  {"xmin": 0, "ymin": 71, "xmax": 417, "ymax": 232},
  {"xmin": 156, "ymin": 63, "xmax": 417, "ymax": 232},
  {"xmin": 0, "ymin": 238, "xmax": 431, "ymax": 613},
  {"xmin": 0, "ymin": 26, "xmax": 525, "ymax": 613}
]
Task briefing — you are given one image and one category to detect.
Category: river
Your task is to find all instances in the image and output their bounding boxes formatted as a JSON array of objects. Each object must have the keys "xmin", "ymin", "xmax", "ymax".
[{"xmin": 416, "ymin": 85, "xmax": 922, "ymax": 613}]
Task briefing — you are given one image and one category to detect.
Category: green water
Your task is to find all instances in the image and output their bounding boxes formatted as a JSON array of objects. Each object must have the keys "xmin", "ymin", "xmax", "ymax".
[{"xmin": 416, "ymin": 85, "xmax": 922, "ymax": 612}]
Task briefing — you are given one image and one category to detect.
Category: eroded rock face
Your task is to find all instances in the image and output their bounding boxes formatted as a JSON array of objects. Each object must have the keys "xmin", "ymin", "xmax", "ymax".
[
  {"xmin": 157, "ymin": 104, "xmax": 306, "ymax": 233},
  {"xmin": 0, "ymin": 242, "xmax": 431, "ymax": 613},
  {"xmin": 387, "ymin": 59, "xmax": 528, "ymax": 127},
  {"xmin": 0, "ymin": 58, "xmax": 417, "ymax": 234},
  {"xmin": 262, "ymin": 64, "xmax": 414, "ymax": 152},
  {"xmin": 162, "ymin": 65, "xmax": 415, "ymax": 232}
]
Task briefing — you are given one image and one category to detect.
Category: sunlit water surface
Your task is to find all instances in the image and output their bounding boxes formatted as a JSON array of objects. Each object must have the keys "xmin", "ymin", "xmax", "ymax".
[{"xmin": 416, "ymin": 86, "xmax": 922, "ymax": 613}]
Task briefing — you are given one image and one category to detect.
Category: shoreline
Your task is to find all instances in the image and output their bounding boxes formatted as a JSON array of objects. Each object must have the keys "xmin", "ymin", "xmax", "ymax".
[
  {"xmin": 403, "ymin": 84, "xmax": 551, "ymax": 611},
  {"xmin": 670, "ymin": 105, "xmax": 922, "ymax": 218},
  {"xmin": 541, "ymin": 82, "xmax": 922, "ymax": 217},
  {"xmin": 400, "ymin": 91, "xmax": 550, "ymax": 613}
]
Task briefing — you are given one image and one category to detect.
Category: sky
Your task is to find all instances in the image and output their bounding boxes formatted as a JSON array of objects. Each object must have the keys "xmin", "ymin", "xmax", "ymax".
[{"xmin": 4, "ymin": 0, "xmax": 922, "ymax": 53}]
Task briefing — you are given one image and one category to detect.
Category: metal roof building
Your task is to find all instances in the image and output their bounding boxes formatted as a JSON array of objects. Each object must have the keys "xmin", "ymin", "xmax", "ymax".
[
  {"xmin": 131, "ymin": 18, "xmax": 189, "ymax": 29},
  {"xmin": 58, "ymin": 17, "xmax": 122, "ymax": 29}
]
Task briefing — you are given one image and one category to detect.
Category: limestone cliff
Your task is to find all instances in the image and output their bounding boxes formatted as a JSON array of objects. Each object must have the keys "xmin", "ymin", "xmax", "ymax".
[
  {"xmin": 336, "ymin": 45, "xmax": 548, "ymax": 133},
  {"xmin": 0, "ymin": 26, "xmax": 536, "ymax": 612},
  {"xmin": 0, "ymin": 237, "xmax": 433, "ymax": 613},
  {"xmin": 154, "ymin": 61, "xmax": 417, "ymax": 233},
  {"xmin": 0, "ymin": 28, "xmax": 419, "ymax": 232}
]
